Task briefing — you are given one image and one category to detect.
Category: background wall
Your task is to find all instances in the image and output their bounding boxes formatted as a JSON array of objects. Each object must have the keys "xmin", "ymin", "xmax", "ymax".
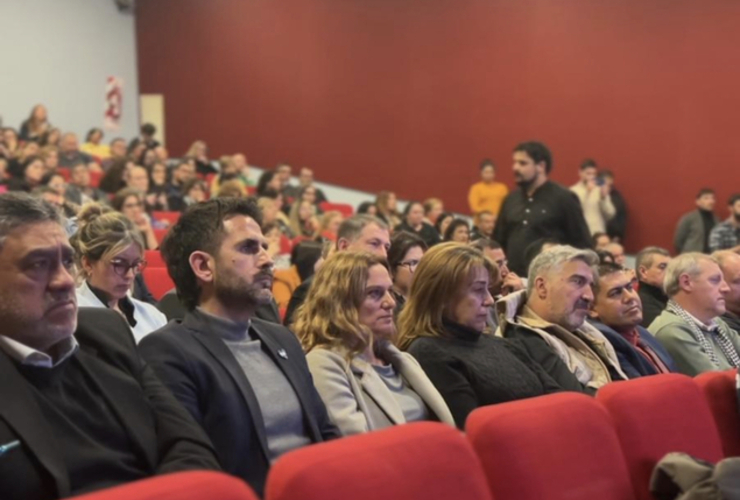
[
  {"xmin": 136, "ymin": 0, "xmax": 740, "ymax": 251},
  {"xmin": 1, "ymin": 0, "xmax": 139, "ymax": 141}
]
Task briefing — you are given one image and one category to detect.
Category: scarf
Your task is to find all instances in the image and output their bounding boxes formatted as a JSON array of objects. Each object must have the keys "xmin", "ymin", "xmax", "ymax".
[{"xmin": 667, "ymin": 300, "xmax": 740, "ymax": 368}]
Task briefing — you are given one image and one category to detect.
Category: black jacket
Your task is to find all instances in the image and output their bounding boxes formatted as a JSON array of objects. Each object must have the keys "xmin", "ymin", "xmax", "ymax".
[
  {"xmin": 284, "ymin": 276, "xmax": 312, "ymax": 326},
  {"xmin": 638, "ymin": 281, "xmax": 668, "ymax": 328},
  {"xmin": 394, "ymin": 221, "xmax": 441, "ymax": 248},
  {"xmin": 0, "ymin": 308, "xmax": 219, "ymax": 500},
  {"xmin": 138, "ymin": 313, "xmax": 340, "ymax": 496},
  {"xmin": 606, "ymin": 187, "xmax": 628, "ymax": 242},
  {"xmin": 157, "ymin": 289, "xmax": 281, "ymax": 324}
]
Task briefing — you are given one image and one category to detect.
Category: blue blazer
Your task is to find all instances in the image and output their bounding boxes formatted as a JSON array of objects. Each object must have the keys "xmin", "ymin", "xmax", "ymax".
[{"xmin": 588, "ymin": 320, "xmax": 677, "ymax": 378}]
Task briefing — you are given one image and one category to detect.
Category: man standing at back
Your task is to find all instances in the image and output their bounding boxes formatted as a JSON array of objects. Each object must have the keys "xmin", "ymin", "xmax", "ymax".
[
  {"xmin": 493, "ymin": 141, "xmax": 592, "ymax": 275},
  {"xmin": 674, "ymin": 188, "xmax": 718, "ymax": 254},
  {"xmin": 570, "ymin": 159, "xmax": 615, "ymax": 236}
]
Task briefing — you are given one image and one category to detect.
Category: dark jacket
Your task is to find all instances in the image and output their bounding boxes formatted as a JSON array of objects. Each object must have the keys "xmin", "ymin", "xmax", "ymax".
[
  {"xmin": 284, "ymin": 276, "xmax": 312, "ymax": 326},
  {"xmin": 588, "ymin": 320, "xmax": 676, "ymax": 378},
  {"xmin": 606, "ymin": 187, "xmax": 628, "ymax": 242},
  {"xmin": 156, "ymin": 289, "xmax": 281, "ymax": 324},
  {"xmin": 0, "ymin": 308, "xmax": 219, "ymax": 500},
  {"xmin": 638, "ymin": 281, "xmax": 669, "ymax": 328},
  {"xmin": 722, "ymin": 311, "xmax": 740, "ymax": 333},
  {"xmin": 394, "ymin": 221, "xmax": 441, "ymax": 248},
  {"xmin": 138, "ymin": 313, "xmax": 340, "ymax": 496}
]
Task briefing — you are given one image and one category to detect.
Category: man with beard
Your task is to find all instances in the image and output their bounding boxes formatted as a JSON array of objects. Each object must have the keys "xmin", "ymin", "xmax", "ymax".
[
  {"xmin": 138, "ymin": 198, "xmax": 340, "ymax": 497},
  {"xmin": 709, "ymin": 193, "xmax": 740, "ymax": 252},
  {"xmin": 493, "ymin": 141, "xmax": 591, "ymax": 275},
  {"xmin": 496, "ymin": 246, "xmax": 627, "ymax": 392}
]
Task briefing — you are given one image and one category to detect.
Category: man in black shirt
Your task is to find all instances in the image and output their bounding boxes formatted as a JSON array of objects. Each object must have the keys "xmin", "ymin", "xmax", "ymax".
[
  {"xmin": 0, "ymin": 193, "xmax": 219, "ymax": 500},
  {"xmin": 635, "ymin": 246, "xmax": 672, "ymax": 327},
  {"xmin": 493, "ymin": 141, "xmax": 592, "ymax": 275}
]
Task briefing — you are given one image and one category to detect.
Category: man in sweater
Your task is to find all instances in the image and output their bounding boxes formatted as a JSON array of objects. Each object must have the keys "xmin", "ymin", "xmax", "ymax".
[
  {"xmin": 674, "ymin": 188, "xmax": 718, "ymax": 254},
  {"xmin": 570, "ymin": 159, "xmax": 616, "ymax": 236},
  {"xmin": 467, "ymin": 159, "xmax": 509, "ymax": 218},
  {"xmin": 709, "ymin": 193, "xmax": 740, "ymax": 252},
  {"xmin": 714, "ymin": 250, "xmax": 740, "ymax": 333},
  {"xmin": 636, "ymin": 246, "xmax": 671, "ymax": 327},
  {"xmin": 649, "ymin": 253, "xmax": 740, "ymax": 375},
  {"xmin": 0, "ymin": 193, "xmax": 219, "ymax": 500}
]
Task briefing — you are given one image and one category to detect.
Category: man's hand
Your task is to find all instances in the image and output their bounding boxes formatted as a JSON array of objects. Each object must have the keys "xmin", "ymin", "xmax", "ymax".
[{"xmin": 502, "ymin": 272, "xmax": 525, "ymax": 294}]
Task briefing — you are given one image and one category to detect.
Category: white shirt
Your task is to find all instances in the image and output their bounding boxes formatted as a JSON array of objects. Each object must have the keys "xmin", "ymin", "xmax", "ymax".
[{"xmin": 0, "ymin": 334, "xmax": 78, "ymax": 368}]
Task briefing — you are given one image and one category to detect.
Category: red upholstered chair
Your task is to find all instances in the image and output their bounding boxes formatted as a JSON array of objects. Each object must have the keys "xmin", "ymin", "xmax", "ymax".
[
  {"xmin": 144, "ymin": 249, "xmax": 166, "ymax": 269},
  {"xmin": 466, "ymin": 393, "xmax": 633, "ymax": 500},
  {"xmin": 89, "ymin": 169, "xmax": 103, "ymax": 188},
  {"xmin": 279, "ymin": 234, "xmax": 293, "ymax": 255},
  {"xmin": 695, "ymin": 369, "xmax": 740, "ymax": 457},
  {"xmin": 152, "ymin": 211, "xmax": 181, "ymax": 226},
  {"xmin": 153, "ymin": 228, "xmax": 169, "ymax": 245},
  {"xmin": 319, "ymin": 201, "xmax": 353, "ymax": 218},
  {"xmin": 266, "ymin": 422, "xmax": 493, "ymax": 500},
  {"xmin": 69, "ymin": 471, "xmax": 258, "ymax": 500},
  {"xmin": 142, "ymin": 266, "xmax": 175, "ymax": 302},
  {"xmin": 597, "ymin": 374, "xmax": 724, "ymax": 500},
  {"xmin": 57, "ymin": 168, "xmax": 71, "ymax": 182}
]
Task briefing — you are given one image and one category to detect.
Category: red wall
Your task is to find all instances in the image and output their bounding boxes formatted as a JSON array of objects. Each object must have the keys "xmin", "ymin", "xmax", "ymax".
[{"xmin": 136, "ymin": 0, "xmax": 740, "ymax": 252}]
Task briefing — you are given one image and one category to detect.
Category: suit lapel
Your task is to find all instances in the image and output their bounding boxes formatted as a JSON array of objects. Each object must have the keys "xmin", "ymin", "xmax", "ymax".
[
  {"xmin": 350, "ymin": 355, "xmax": 405, "ymax": 426},
  {"xmin": 0, "ymin": 351, "xmax": 70, "ymax": 497}
]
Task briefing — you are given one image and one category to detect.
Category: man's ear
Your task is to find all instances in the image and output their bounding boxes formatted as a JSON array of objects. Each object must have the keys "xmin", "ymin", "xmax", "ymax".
[
  {"xmin": 637, "ymin": 265, "xmax": 647, "ymax": 281},
  {"xmin": 336, "ymin": 238, "xmax": 349, "ymax": 252},
  {"xmin": 189, "ymin": 251, "xmax": 215, "ymax": 284},
  {"xmin": 678, "ymin": 273, "xmax": 693, "ymax": 293},
  {"xmin": 534, "ymin": 276, "xmax": 548, "ymax": 300}
]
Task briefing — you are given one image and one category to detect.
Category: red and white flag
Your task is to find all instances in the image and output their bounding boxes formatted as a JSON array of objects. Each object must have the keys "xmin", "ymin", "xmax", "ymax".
[{"xmin": 104, "ymin": 76, "xmax": 123, "ymax": 130}]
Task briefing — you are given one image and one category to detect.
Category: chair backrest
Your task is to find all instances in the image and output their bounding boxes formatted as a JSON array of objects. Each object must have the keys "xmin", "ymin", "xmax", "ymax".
[
  {"xmin": 153, "ymin": 227, "xmax": 169, "ymax": 245},
  {"xmin": 695, "ymin": 369, "xmax": 740, "ymax": 457},
  {"xmin": 144, "ymin": 249, "xmax": 166, "ymax": 268},
  {"xmin": 466, "ymin": 393, "xmax": 634, "ymax": 500},
  {"xmin": 279, "ymin": 234, "xmax": 293, "ymax": 255},
  {"xmin": 152, "ymin": 211, "xmax": 181, "ymax": 226},
  {"xmin": 266, "ymin": 422, "xmax": 493, "ymax": 500},
  {"xmin": 319, "ymin": 201, "xmax": 354, "ymax": 218},
  {"xmin": 57, "ymin": 168, "xmax": 71, "ymax": 182},
  {"xmin": 597, "ymin": 374, "xmax": 724, "ymax": 500},
  {"xmin": 142, "ymin": 266, "xmax": 175, "ymax": 302},
  {"xmin": 89, "ymin": 169, "xmax": 103, "ymax": 188},
  {"xmin": 69, "ymin": 471, "xmax": 258, "ymax": 500}
]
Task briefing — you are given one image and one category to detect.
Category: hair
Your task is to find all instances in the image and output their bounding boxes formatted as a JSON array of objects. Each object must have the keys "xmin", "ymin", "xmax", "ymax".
[
  {"xmin": 337, "ymin": 214, "xmax": 388, "ymax": 245},
  {"xmin": 523, "ymin": 237, "xmax": 561, "ymax": 274},
  {"xmin": 397, "ymin": 243, "xmax": 498, "ymax": 350},
  {"xmin": 580, "ymin": 158, "xmax": 598, "ymax": 170},
  {"xmin": 593, "ymin": 262, "xmax": 626, "ymax": 294},
  {"xmin": 141, "ymin": 123, "xmax": 157, "ymax": 136},
  {"xmin": 85, "ymin": 128, "xmax": 103, "ymax": 143},
  {"xmin": 111, "ymin": 187, "xmax": 144, "ymax": 212},
  {"xmin": 288, "ymin": 200, "xmax": 316, "ymax": 237},
  {"xmin": 256, "ymin": 171, "xmax": 276, "ymax": 196},
  {"xmin": 443, "ymin": 218, "xmax": 469, "ymax": 241},
  {"xmin": 387, "ymin": 231, "xmax": 427, "ymax": 277},
  {"xmin": 402, "ymin": 200, "xmax": 423, "ymax": 218},
  {"xmin": 422, "ymin": 198, "xmax": 442, "ymax": 216},
  {"xmin": 357, "ymin": 201, "xmax": 376, "ymax": 214},
  {"xmin": 217, "ymin": 179, "xmax": 245, "ymax": 198},
  {"xmin": 374, "ymin": 191, "xmax": 396, "ymax": 217},
  {"xmin": 479, "ymin": 158, "xmax": 495, "ymax": 171},
  {"xmin": 470, "ymin": 237, "xmax": 502, "ymax": 252},
  {"xmin": 591, "ymin": 232, "xmax": 609, "ymax": 248},
  {"xmin": 526, "ymin": 245, "xmax": 599, "ymax": 296},
  {"xmin": 293, "ymin": 252, "xmax": 389, "ymax": 356},
  {"xmin": 182, "ymin": 178, "xmax": 207, "ymax": 197},
  {"xmin": 513, "ymin": 141, "xmax": 552, "ymax": 173},
  {"xmin": 728, "ymin": 193, "xmax": 740, "ymax": 206},
  {"xmin": 595, "ymin": 250, "xmax": 615, "ymax": 265},
  {"xmin": 291, "ymin": 241, "xmax": 323, "ymax": 281},
  {"xmin": 0, "ymin": 193, "xmax": 63, "ymax": 249},
  {"xmin": 185, "ymin": 140, "xmax": 207, "ymax": 158},
  {"xmin": 601, "ymin": 169, "xmax": 614, "ymax": 179},
  {"xmin": 635, "ymin": 246, "xmax": 670, "ymax": 272},
  {"xmin": 99, "ymin": 158, "xmax": 129, "ymax": 194},
  {"xmin": 434, "ymin": 212, "xmax": 453, "ymax": 235},
  {"xmin": 318, "ymin": 210, "xmax": 342, "ymax": 234},
  {"xmin": 160, "ymin": 197, "xmax": 263, "ymax": 310},
  {"xmin": 663, "ymin": 252, "xmax": 718, "ymax": 298},
  {"xmin": 696, "ymin": 188, "xmax": 715, "ymax": 199},
  {"xmin": 70, "ymin": 203, "xmax": 145, "ymax": 283}
]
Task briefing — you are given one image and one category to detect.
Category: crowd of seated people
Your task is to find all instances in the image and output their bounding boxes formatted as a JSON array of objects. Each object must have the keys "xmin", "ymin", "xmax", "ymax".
[{"xmin": 4, "ymin": 104, "xmax": 740, "ymax": 500}]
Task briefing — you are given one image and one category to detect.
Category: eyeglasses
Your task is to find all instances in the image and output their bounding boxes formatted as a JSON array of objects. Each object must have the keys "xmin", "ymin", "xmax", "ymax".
[
  {"xmin": 110, "ymin": 258, "xmax": 147, "ymax": 277},
  {"xmin": 399, "ymin": 259, "xmax": 420, "ymax": 272}
]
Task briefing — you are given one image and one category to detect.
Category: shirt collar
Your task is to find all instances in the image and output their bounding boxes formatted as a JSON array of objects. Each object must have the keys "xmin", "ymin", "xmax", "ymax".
[
  {"xmin": 0, "ymin": 335, "xmax": 79, "ymax": 369},
  {"xmin": 86, "ymin": 281, "xmax": 138, "ymax": 328},
  {"xmin": 683, "ymin": 309, "xmax": 719, "ymax": 332}
]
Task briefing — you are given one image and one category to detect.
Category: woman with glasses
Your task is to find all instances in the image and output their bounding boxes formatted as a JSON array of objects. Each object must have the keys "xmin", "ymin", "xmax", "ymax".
[
  {"xmin": 387, "ymin": 231, "xmax": 427, "ymax": 315},
  {"xmin": 293, "ymin": 251, "xmax": 454, "ymax": 436},
  {"xmin": 72, "ymin": 203, "xmax": 167, "ymax": 343}
]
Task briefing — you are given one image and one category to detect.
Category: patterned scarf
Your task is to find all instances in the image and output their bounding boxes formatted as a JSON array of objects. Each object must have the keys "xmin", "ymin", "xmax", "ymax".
[{"xmin": 667, "ymin": 300, "xmax": 740, "ymax": 368}]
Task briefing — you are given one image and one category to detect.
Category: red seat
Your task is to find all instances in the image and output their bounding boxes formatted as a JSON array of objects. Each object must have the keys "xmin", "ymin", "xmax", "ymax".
[
  {"xmin": 597, "ymin": 374, "xmax": 724, "ymax": 500},
  {"xmin": 69, "ymin": 471, "xmax": 258, "ymax": 500},
  {"xmin": 153, "ymin": 228, "xmax": 169, "ymax": 245},
  {"xmin": 57, "ymin": 168, "xmax": 71, "ymax": 182},
  {"xmin": 142, "ymin": 266, "xmax": 175, "ymax": 301},
  {"xmin": 266, "ymin": 422, "xmax": 492, "ymax": 500},
  {"xmin": 247, "ymin": 186, "xmax": 256, "ymax": 196},
  {"xmin": 152, "ymin": 211, "xmax": 181, "ymax": 226},
  {"xmin": 319, "ymin": 201, "xmax": 353, "ymax": 218},
  {"xmin": 89, "ymin": 169, "xmax": 103, "ymax": 188},
  {"xmin": 695, "ymin": 369, "xmax": 740, "ymax": 457},
  {"xmin": 466, "ymin": 393, "xmax": 633, "ymax": 500},
  {"xmin": 279, "ymin": 234, "xmax": 293, "ymax": 255},
  {"xmin": 144, "ymin": 249, "xmax": 166, "ymax": 268}
]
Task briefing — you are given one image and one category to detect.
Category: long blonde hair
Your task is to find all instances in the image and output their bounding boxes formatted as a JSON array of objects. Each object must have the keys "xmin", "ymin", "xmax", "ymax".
[
  {"xmin": 397, "ymin": 242, "xmax": 498, "ymax": 350},
  {"xmin": 293, "ymin": 252, "xmax": 389, "ymax": 356}
]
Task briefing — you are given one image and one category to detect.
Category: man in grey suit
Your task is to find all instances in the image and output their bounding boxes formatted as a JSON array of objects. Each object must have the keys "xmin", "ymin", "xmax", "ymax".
[{"xmin": 674, "ymin": 188, "xmax": 718, "ymax": 254}]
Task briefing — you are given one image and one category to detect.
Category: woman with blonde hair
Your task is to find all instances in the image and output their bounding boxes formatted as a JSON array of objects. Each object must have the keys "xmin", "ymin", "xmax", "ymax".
[
  {"xmin": 375, "ymin": 190, "xmax": 401, "ymax": 228},
  {"xmin": 317, "ymin": 210, "xmax": 343, "ymax": 241},
  {"xmin": 288, "ymin": 199, "xmax": 319, "ymax": 239},
  {"xmin": 294, "ymin": 252, "xmax": 454, "ymax": 435},
  {"xmin": 71, "ymin": 203, "xmax": 167, "ymax": 342},
  {"xmin": 397, "ymin": 242, "xmax": 584, "ymax": 428}
]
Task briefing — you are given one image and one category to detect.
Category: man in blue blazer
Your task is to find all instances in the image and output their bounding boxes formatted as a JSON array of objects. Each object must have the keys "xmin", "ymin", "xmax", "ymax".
[
  {"xmin": 139, "ymin": 198, "xmax": 340, "ymax": 497},
  {"xmin": 588, "ymin": 262, "xmax": 676, "ymax": 378}
]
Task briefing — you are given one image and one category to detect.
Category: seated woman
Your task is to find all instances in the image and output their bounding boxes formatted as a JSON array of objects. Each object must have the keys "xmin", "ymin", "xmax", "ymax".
[
  {"xmin": 293, "ymin": 252, "xmax": 454, "ymax": 435},
  {"xmin": 288, "ymin": 199, "xmax": 319, "ymax": 239},
  {"xmin": 387, "ymin": 231, "xmax": 427, "ymax": 315},
  {"xmin": 80, "ymin": 127, "xmax": 111, "ymax": 160},
  {"xmin": 394, "ymin": 201, "xmax": 440, "ymax": 248},
  {"xmin": 434, "ymin": 211, "xmax": 453, "ymax": 239},
  {"xmin": 168, "ymin": 178, "xmax": 207, "ymax": 212},
  {"xmin": 7, "ymin": 156, "xmax": 45, "ymax": 193},
  {"xmin": 71, "ymin": 203, "xmax": 167, "ymax": 343},
  {"xmin": 397, "ymin": 242, "xmax": 586, "ymax": 429},
  {"xmin": 112, "ymin": 188, "xmax": 159, "ymax": 249},
  {"xmin": 317, "ymin": 210, "xmax": 343, "ymax": 242},
  {"xmin": 443, "ymin": 218, "xmax": 471, "ymax": 243}
]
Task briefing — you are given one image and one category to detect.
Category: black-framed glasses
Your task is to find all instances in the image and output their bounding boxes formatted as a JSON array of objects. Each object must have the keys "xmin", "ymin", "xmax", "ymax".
[
  {"xmin": 399, "ymin": 259, "xmax": 421, "ymax": 272},
  {"xmin": 110, "ymin": 258, "xmax": 147, "ymax": 277}
]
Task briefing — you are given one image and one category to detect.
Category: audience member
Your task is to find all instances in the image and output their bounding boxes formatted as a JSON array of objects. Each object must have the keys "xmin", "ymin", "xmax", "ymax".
[
  {"xmin": 99, "ymin": 158, "xmax": 131, "ymax": 194},
  {"xmin": 317, "ymin": 210, "xmax": 343, "ymax": 242},
  {"xmin": 58, "ymin": 133, "xmax": 94, "ymax": 170},
  {"xmin": 470, "ymin": 210, "xmax": 495, "ymax": 241},
  {"xmin": 18, "ymin": 104, "xmax": 50, "ymax": 142},
  {"xmin": 604, "ymin": 241, "xmax": 626, "ymax": 266},
  {"xmin": 497, "ymin": 245, "xmax": 627, "ymax": 391},
  {"xmin": 284, "ymin": 215, "xmax": 391, "ymax": 325},
  {"xmin": 71, "ymin": 204, "xmax": 166, "ymax": 342},
  {"xmin": 112, "ymin": 188, "xmax": 159, "ymax": 250},
  {"xmin": 147, "ymin": 162, "xmax": 170, "ymax": 209},
  {"xmin": 357, "ymin": 201, "xmax": 378, "ymax": 216},
  {"xmin": 138, "ymin": 197, "xmax": 340, "ymax": 496},
  {"xmin": 8, "ymin": 155, "xmax": 45, "ymax": 193},
  {"xmin": 102, "ymin": 137, "xmax": 128, "ymax": 170},
  {"xmin": 443, "ymin": 218, "xmax": 470, "ymax": 243},
  {"xmin": 471, "ymin": 238, "xmax": 524, "ymax": 298},
  {"xmin": 649, "ymin": 253, "xmax": 740, "ymax": 375},
  {"xmin": 41, "ymin": 127, "xmax": 61, "ymax": 148},
  {"xmin": 210, "ymin": 155, "xmax": 250, "ymax": 197},
  {"xmin": 127, "ymin": 123, "xmax": 160, "ymax": 153},
  {"xmin": 467, "ymin": 159, "xmax": 509, "ymax": 217},
  {"xmin": 601, "ymin": 170, "xmax": 628, "ymax": 242},
  {"xmin": 185, "ymin": 140, "xmax": 215, "ymax": 175},
  {"xmin": 217, "ymin": 179, "xmax": 247, "ymax": 199},
  {"xmin": 494, "ymin": 142, "xmax": 591, "ymax": 275},
  {"xmin": 593, "ymin": 232, "xmax": 610, "ymax": 250},
  {"xmin": 588, "ymin": 263, "xmax": 676, "ymax": 378},
  {"xmin": 40, "ymin": 145, "xmax": 59, "ymax": 173},
  {"xmin": 272, "ymin": 241, "xmax": 323, "ymax": 310},
  {"xmin": 570, "ymin": 159, "xmax": 615, "ymax": 235},
  {"xmin": 288, "ymin": 200, "xmax": 319, "ymax": 239},
  {"xmin": 0, "ymin": 193, "xmax": 219, "ymax": 500},
  {"xmin": 168, "ymin": 158, "xmax": 196, "ymax": 196},
  {"xmin": 714, "ymin": 250, "xmax": 740, "ymax": 332},
  {"xmin": 8, "ymin": 140, "xmax": 40, "ymax": 177},
  {"xmin": 375, "ymin": 190, "xmax": 401, "ymax": 228},
  {"xmin": 257, "ymin": 195, "xmax": 293, "ymax": 237},
  {"xmin": 387, "ymin": 231, "xmax": 427, "ymax": 315},
  {"xmin": 397, "ymin": 242, "xmax": 585, "ymax": 429},
  {"xmin": 434, "ymin": 211, "xmax": 453, "ymax": 239},
  {"xmin": 522, "ymin": 237, "xmax": 560, "ymax": 274},
  {"xmin": 256, "ymin": 170, "xmax": 284, "ymax": 199},
  {"xmin": 0, "ymin": 127, "xmax": 20, "ymax": 159},
  {"xmin": 80, "ymin": 128, "xmax": 110, "ymax": 160},
  {"xmin": 275, "ymin": 162, "xmax": 294, "ymax": 197},
  {"xmin": 674, "ymin": 188, "xmax": 718, "ymax": 254},
  {"xmin": 395, "ymin": 201, "xmax": 441, "ymax": 248},
  {"xmin": 422, "ymin": 197, "xmax": 444, "ymax": 225},
  {"xmin": 294, "ymin": 167, "xmax": 327, "ymax": 204},
  {"xmin": 635, "ymin": 246, "xmax": 671, "ymax": 327},
  {"xmin": 709, "ymin": 193, "xmax": 740, "ymax": 252}
]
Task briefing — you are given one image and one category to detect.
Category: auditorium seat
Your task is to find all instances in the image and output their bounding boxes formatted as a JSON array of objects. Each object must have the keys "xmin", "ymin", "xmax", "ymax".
[
  {"xmin": 466, "ymin": 393, "xmax": 633, "ymax": 500},
  {"xmin": 142, "ymin": 266, "xmax": 175, "ymax": 302},
  {"xmin": 153, "ymin": 227, "xmax": 169, "ymax": 245},
  {"xmin": 69, "ymin": 471, "xmax": 258, "ymax": 500},
  {"xmin": 265, "ymin": 422, "xmax": 493, "ymax": 500},
  {"xmin": 144, "ymin": 249, "xmax": 166, "ymax": 268},
  {"xmin": 280, "ymin": 234, "xmax": 292, "ymax": 255},
  {"xmin": 695, "ymin": 369, "xmax": 740, "ymax": 457},
  {"xmin": 89, "ymin": 169, "xmax": 103, "ymax": 188},
  {"xmin": 597, "ymin": 374, "xmax": 724, "ymax": 500},
  {"xmin": 152, "ymin": 211, "xmax": 181, "ymax": 226},
  {"xmin": 319, "ymin": 201, "xmax": 353, "ymax": 218},
  {"xmin": 57, "ymin": 168, "xmax": 71, "ymax": 182}
]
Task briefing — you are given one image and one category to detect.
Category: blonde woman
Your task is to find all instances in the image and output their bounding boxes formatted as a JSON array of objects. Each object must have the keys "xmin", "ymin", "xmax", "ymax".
[
  {"xmin": 288, "ymin": 199, "xmax": 319, "ymax": 239},
  {"xmin": 72, "ymin": 203, "xmax": 167, "ymax": 342},
  {"xmin": 294, "ymin": 252, "xmax": 454, "ymax": 435}
]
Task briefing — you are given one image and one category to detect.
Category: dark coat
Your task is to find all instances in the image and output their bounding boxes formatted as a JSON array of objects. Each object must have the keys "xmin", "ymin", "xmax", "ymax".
[
  {"xmin": 156, "ymin": 289, "xmax": 281, "ymax": 324},
  {"xmin": 606, "ymin": 187, "xmax": 628, "ymax": 242},
  {"xmin": 638, "ymin": 281, "xmax": 669, "ymax": 328},
  {"xmin": 284, "ymin": 276, "xmax": 312, "ymax": 326}
]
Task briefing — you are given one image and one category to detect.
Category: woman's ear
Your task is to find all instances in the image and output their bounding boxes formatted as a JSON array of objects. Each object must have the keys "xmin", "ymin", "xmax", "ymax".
[{"xmin": 189, "ymin": 251, "xmax": 215, "ymax": 284}]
